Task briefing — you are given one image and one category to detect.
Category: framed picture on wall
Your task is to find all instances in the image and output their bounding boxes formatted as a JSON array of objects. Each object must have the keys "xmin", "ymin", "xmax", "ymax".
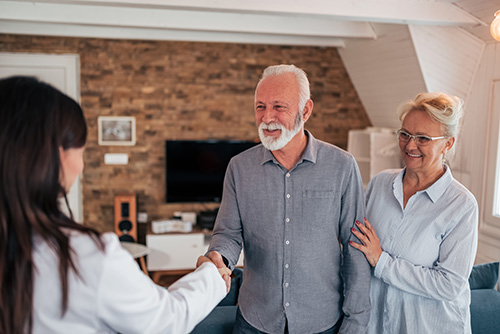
[{"xmin": 98, "ymin": 116, "xmax": 136, "ymax": 146}]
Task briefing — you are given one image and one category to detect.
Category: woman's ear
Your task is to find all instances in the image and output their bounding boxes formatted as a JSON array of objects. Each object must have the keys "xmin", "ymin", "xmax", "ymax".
[
  {"xmin": 443, "ymin": 137, "xmax": 455, "ymax": 154},
  {"xmin": 59, "ymin": 146, "xmax": 67, "ymax": 165},
  {"xmin": 59, "ymin": 146, "xmax": 66, "ymax": 187}
]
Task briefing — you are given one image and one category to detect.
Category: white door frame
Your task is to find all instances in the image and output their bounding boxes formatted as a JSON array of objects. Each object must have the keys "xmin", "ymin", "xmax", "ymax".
[{"xmin": 0, "ymin": 52, "xmax": 83, "ymax": 222}]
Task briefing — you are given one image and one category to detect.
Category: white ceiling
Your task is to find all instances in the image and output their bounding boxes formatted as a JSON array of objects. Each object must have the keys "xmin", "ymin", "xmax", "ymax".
[
  {"xmin": 1, "ymin": 0, "xmax": 497, "ymax": 130},
  {"xmin": 0, "ymin": 0, "xmax": 498, "ymax": 47}
]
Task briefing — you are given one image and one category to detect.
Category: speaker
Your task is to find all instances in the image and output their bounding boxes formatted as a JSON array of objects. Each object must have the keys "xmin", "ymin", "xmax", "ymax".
[
  {"xmin": 197, "ymin": 209, "xmax": 218, "ymax": 230},
  {"xmin": 114, "ymin": 194, "xmax": 137, "ymax": 242}
]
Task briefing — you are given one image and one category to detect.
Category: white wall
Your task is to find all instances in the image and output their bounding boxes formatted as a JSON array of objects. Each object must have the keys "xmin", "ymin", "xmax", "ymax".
[{"xmin": 462, "ymin": 42, "xmax": 500, "ymax": 263}]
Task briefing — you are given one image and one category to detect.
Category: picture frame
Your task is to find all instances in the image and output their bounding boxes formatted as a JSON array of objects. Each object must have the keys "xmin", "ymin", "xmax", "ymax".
[{"xmin": 98, "ymin": 116, "xmax": 136, "ymax": 146}]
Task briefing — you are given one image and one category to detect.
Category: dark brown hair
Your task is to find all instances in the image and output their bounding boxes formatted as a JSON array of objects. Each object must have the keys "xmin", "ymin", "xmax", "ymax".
[{"xmin": 0, "ymin": 76, "xmax": 104, "ymax": 333}]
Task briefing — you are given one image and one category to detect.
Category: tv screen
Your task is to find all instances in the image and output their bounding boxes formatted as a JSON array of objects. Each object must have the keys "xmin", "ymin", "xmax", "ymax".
[{"xmin": 165, "ymin": 140, "xmax": 258, "ymax": 203}]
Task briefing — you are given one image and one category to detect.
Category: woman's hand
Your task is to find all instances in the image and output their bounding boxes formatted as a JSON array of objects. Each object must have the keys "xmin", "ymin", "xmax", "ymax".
[
  {"xmin": 349, "ymin": 218, "xmax": 383, "ymax": 267},
  {"xmin": 218, "ymin": 267, "xmax": 232, "ymax": 293}
]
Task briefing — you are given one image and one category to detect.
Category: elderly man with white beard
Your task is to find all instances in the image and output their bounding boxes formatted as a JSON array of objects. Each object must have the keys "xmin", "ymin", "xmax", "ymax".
[{"xmin": 204, "ymin": 64, "xmax": 371, "ymax": 334}]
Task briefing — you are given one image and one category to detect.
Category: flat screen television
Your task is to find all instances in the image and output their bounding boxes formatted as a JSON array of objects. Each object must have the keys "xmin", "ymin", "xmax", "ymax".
[{"xmin": 165, "ymin": 140, "xmax": 258, "ymax": 203}]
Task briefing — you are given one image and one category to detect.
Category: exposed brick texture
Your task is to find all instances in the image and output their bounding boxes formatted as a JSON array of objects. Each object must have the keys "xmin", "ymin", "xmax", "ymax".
[{"xmin": 0, "ymin": 34, "xmax": 371, "ymax": 233}]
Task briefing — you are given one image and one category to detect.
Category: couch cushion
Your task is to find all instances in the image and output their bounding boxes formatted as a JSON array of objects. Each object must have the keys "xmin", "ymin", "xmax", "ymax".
[
  {"xmin": 190, "ymin": 305, "xmax": 238, "ymax": 334},
  {"xmin": 217, "ymin": 267, "xmax": 243, "ymax": 306},
  {"xmin": 470, "ymin": 289, "xmax": 500, "ymax": 334},
  {"xmin": 469, "ymin": 262, "xmax": 499, "ymax": 290}
]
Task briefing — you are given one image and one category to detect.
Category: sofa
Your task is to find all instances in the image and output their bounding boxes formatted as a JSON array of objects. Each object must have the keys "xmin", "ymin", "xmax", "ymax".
[
  {"xmin": 191, "ymin": 267, "xmax": 243, "ymax": 334},
  {"xmin": 191, "ymin": 263, "xmax": 500, "ymax": 334},
  {"xmin": 469, "ymin": 261, "xmax": 500, "ymax": 333}
]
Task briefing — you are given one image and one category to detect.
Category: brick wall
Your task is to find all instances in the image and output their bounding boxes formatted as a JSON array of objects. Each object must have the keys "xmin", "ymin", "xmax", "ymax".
[{"xmin": 0, "ymin": 34, "xmax": 371, "ymax": 233}]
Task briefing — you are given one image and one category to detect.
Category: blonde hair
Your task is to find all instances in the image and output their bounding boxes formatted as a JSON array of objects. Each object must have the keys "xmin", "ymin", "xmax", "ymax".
[{"xmin": 398, "ymin": 92, "xmax": 464, "ymax": 138}]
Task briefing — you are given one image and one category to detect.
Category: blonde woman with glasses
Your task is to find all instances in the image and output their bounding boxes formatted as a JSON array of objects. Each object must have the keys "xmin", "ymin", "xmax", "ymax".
[{"xmin": 350, "ymin": 92, "xmax": 478, "ymax": 334}]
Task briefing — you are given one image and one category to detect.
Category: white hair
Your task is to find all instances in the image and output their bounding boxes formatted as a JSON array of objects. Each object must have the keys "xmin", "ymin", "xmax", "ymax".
[{"xmin": 255, "ymin": 64, "xmax": 310, "ymax": 112}]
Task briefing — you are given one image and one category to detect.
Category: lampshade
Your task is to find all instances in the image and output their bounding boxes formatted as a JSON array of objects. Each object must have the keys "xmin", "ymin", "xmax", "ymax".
[{"xmin": 491, "ymin": 10, "xmax": 500, "ymax": 42}]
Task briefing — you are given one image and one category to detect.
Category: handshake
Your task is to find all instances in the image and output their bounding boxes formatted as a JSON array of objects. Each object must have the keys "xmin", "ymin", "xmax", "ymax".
[{"xmin": 196, "ymin": 251, "xmax": 232, "ymax": 293}]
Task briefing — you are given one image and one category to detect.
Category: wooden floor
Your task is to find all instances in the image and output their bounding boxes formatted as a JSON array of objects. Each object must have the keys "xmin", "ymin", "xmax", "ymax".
[{"xmin": 150, "ymin": 270, "xmax": 193, "ymax": 287}]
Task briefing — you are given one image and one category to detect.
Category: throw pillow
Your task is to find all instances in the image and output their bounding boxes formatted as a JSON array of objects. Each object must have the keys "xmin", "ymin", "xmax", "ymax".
[{"xmin": 469, "ymin": 262, "xmax": 499, "ymax": 290}]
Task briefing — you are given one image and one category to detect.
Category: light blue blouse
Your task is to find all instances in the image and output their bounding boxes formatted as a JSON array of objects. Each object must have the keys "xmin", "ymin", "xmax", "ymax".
[{"xmin": 366, "ymin": 167, "xmax": 478, "ymax": 334}]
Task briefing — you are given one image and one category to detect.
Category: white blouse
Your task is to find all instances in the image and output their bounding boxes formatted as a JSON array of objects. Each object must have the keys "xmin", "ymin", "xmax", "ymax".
[{"xmin": 32, "ymin": 232, "xmax": 226, "ymax": 334}]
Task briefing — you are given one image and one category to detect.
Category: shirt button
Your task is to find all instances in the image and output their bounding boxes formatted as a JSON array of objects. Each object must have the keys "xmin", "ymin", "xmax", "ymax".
[
  {"xmin": 286, "ymin": 173, "xmax": 291, "ymax": 177},
  {"xmin": 285, "ymin": 240, "xmax": 290, "ymax": 245},
  {"xmin": 285, "ymin": 218, "xmax": 290, "ymax": 223},
  {"xmin": 285, "ymin": 282, "xmax": 289, "ymax": 287},
  {"xmin": 285, "ymin": 302, "xmax": 290, "ymax": 307},
  {"xmin": 285, "ymin": 264, "xmax": 289, "ymax": 269},
  {"xmin": 286, "ymin": 194, "xmax": 291, "ymax": 199}
]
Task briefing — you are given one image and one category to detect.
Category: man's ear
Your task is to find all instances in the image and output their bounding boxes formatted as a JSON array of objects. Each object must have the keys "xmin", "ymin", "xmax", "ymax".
[{"xmin": 302, "ymin": 99, "xmax": 313, "ymax": 123}]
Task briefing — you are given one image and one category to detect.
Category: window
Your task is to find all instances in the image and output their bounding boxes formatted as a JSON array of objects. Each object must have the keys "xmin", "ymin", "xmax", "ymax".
[{"xmin": 485, "ymin": 80, "xmax": 500, "ymax": 226}]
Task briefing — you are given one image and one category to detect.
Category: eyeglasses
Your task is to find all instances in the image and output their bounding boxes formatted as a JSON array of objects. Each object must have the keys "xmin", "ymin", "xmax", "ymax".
[{"xmin": 397, "ymin": 129, "xmax": 446, "ymax": 146}]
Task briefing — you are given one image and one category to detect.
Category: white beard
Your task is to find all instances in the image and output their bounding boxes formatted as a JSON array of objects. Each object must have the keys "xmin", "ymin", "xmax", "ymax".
[{"xmin": 258, "ymin": 113, "xmax": 304, "ymax": 151}]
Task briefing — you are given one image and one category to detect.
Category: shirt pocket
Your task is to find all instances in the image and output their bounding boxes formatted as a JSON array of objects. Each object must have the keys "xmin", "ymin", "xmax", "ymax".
[
  {"xmin": 303, "ymin": 190, "xmax": 335, "ymax": 198},
  {"xmin": 301, "ymin": 190, "xmax": 338, "ymax": 238}
]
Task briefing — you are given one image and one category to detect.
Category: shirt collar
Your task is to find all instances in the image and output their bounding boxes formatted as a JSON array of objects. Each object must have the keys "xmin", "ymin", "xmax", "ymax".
[
  {"xmin": 259, "ymin": 130, "xmax": 317, "ymax": 166},
  {"xmin": 302, "ymin": 130, "xmax": 317, "ymax": 163},
  {"xmin": 425, "ymin": 165, "xmax": 453, "ymax": 202},
  {"xmin": 393, "ymin": 165, "xmax": 454, "ymax": 203}
]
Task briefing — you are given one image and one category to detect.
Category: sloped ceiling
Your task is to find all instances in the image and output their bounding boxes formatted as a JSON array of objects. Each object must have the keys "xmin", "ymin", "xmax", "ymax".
[
  {"xmin": 338, "ymin": 24, "xmax": 428, "ymax": 129},
  {"xmin": 0, "ymin": 0, "xmax": 498, "ymax": 128},
  {"xmin": 410, "ymin": 25, "xmax": 485, "ymax": 100},
  {"xmin": 338, "ymin": 22, "xmax": 486, "ymax": 128},
  {"xmin": 0, "ymin": 0, "xmax": 497, "ymax": 46}
]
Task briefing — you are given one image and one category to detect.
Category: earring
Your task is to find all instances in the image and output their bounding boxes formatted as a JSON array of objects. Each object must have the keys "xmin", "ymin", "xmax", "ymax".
[{"xmin": 442, "ymin": 153, "xmax": 449, "ymax": 165}]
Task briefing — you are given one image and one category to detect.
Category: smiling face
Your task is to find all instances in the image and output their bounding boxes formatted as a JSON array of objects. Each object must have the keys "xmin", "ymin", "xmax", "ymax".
[
  {"xmin": 399, "ymin": 110, "xmax": 454, "ymax": 175},
  {"xmin": 255, "ymin": 73, "xmax": 304, "ymax": 151}
]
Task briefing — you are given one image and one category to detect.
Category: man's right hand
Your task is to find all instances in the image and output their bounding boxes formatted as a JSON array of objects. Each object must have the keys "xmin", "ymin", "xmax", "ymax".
[
  {"xmin": 197, "ymin": 251, "xmax": 232, "ymax": 293},
  {"xmin": 198, "ymin": 250, "xmax": 227, "ymax": 269}
]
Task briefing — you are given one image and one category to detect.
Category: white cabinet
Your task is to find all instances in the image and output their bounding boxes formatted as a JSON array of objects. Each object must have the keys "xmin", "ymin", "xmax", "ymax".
[
  {"xmin": 147, "ymin": 233, "xmax": 206, "ymax": 271},
  {"xmin": 146, "ymin": 231, "xmax": 244, "ymax": 271},
  {"xmin": 348, "ymin": 127, "xmax": 403, "ymax": 187}
]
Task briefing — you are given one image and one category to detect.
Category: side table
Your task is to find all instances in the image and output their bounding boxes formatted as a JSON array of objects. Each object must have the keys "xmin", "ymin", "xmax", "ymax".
[{"xmin": 120, "ymin": 241, "xmax": 150, "ymax": 275}]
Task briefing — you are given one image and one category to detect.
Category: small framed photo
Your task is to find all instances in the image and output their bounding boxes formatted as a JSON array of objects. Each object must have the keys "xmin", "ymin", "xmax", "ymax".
[{"xmin": 98, "ymin": 116, "xmax": 136, "ymax": 146}]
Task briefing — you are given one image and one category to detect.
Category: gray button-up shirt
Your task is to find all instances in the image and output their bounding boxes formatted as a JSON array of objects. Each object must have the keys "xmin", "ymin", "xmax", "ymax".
[{"xmin": 208, "ymin": 131, "xmax": 371, "ymax": 334}]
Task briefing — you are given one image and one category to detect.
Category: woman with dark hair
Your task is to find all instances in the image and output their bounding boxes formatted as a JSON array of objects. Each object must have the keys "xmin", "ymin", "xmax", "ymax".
[{"xmin": 0, "ymin": 76, "xmax": 230, "ymax": 334}]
